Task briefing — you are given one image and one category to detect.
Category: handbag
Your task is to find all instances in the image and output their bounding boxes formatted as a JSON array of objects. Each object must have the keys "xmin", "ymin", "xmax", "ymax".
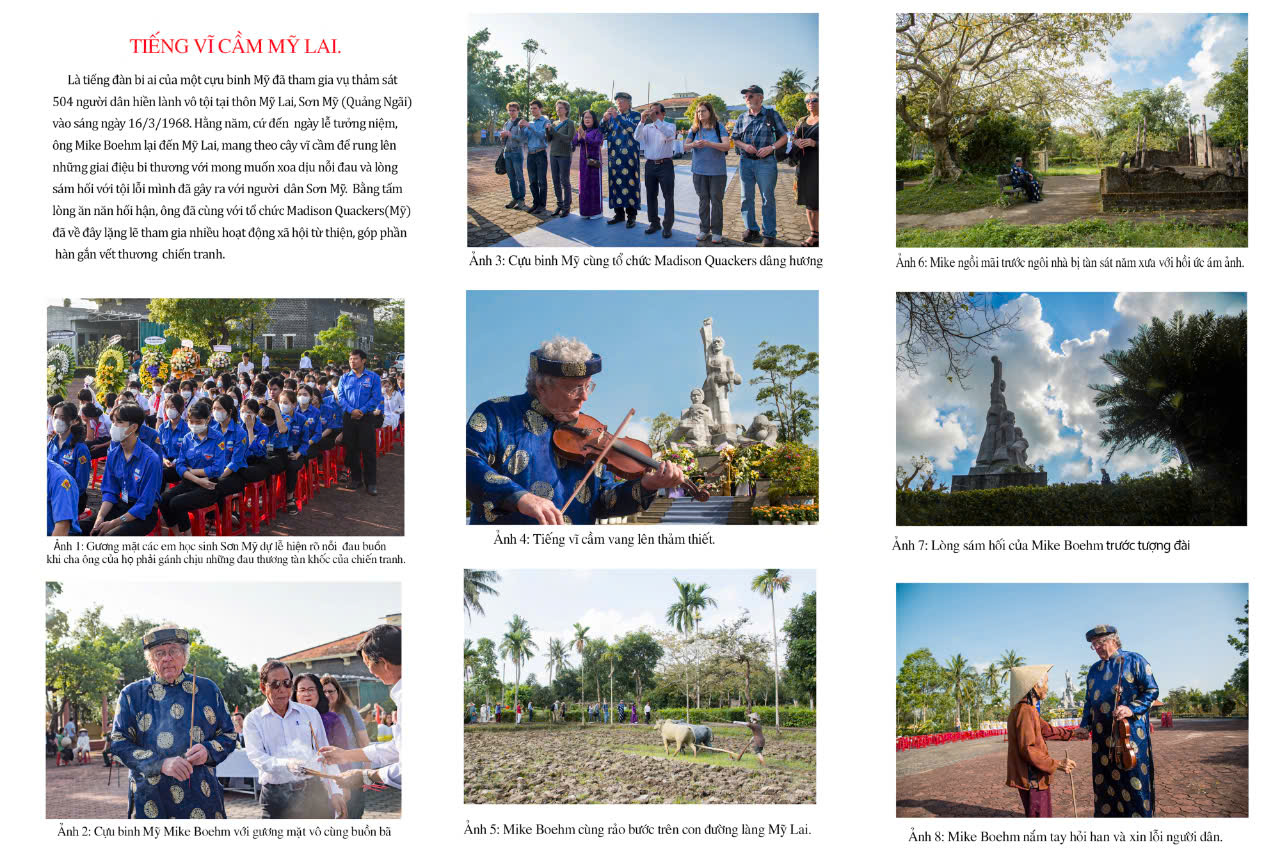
[
  {"xmin": 587, "ymin": 158, "xmax": 600, "ymax": 168},
  {"xmin": 494, "ymin": 148, "xmax": 506, "ymax": 175}
]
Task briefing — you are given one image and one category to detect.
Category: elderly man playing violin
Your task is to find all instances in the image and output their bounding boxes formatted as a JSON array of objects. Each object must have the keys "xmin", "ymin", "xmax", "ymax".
[
  {"xmin": 1075, "ymin": 624, "xmax": 1159, "ymax": 817},
  {"xmin": 465, "ymin": 336, "xmax": 685, "ymax": 524}
]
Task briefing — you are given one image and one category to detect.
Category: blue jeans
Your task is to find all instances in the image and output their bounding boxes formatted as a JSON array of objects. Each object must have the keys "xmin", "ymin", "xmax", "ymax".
[
  {"xmin": 738, "ymin": 156, "xmax": 778, "ymax": 237},
  {"xmin": 503, "ymin": 149, "xmax": 525, "ymax": 201},
  {"xmin": 527, "ymin": 149, "xmax": 548, "ymax": 208}
]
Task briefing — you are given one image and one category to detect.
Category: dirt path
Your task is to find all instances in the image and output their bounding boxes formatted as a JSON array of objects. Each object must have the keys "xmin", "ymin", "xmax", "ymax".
[{"xmin": 897, "ymin": 174, "xmax": 1247, "ymax": 230}]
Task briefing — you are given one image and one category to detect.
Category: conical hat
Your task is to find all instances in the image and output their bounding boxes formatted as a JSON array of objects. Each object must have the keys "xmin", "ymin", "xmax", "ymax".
[{"xmin": 1009, "ymin": 664, "xmax": 1053, "ymax": 707}]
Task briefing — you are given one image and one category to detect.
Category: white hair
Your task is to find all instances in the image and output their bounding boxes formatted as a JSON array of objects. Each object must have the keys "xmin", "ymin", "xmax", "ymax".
[
  {"xmin": 143, "ymin": 623, "xmax": 189, "ymax": 674},
  {"xmin": 1098, "ymin": 632, "xmax": 1122, "ymax": 650},
  {"xmin": 525, "ymin": 336, "xmax": 593, "ymax": 395}
]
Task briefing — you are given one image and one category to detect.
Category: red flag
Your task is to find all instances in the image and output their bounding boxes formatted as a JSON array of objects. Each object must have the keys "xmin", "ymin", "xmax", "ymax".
[{"xmin": 375, "ymin": 704, "xmax": 383, "ymax": 725}]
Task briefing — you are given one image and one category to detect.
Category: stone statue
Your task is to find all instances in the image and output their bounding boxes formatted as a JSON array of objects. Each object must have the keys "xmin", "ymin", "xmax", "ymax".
[
  {"xmin": 975, "ymin": 356, "xmax": 1006, "ymax": 466},
  {"xmin": 1118, "ymin": 151, "xmax": 1131, "ymax": 171},
  {"xmin": 1063, "ymin": 673, "xmax": 1078, "ymax": 711},
  {"xmin": 700, "ymin": 318, "xmax": 742, "ymax": 442},
  {"xmin": 741, "ymin": 414, "xmax": 779, "ymax": 447},
  {"xmin": 991, "ymin": 410, "xmax": 1017, "ymax": 465},
  {"xmin": 668, "ymin": 388, "xmax": 714, "ymax": 449},
  {"xmin": 953, "ymin": 354, "xmax": 1046, "ymax": 491},
  {"xmin": 1100, "ymin": 468, "xmax": 1111, "ymax": 485},
  {"xmin": 1008, "ymin": 427, "xmax": 1029, "ymax": 468}
]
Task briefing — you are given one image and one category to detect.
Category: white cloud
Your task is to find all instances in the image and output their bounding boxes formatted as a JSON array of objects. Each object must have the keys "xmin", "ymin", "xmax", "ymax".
[
  {"xmin": 1161, "ymin": 15, "xmax": 1247, "ymax": 123},
  {"xmin": 896, "ymin": 293, "xmax": 1245, "ymax": 484}
]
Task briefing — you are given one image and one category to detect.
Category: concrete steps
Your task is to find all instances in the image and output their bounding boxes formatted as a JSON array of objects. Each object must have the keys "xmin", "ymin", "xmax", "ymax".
[{"xmin": 629, "ymin": 495, "xmax": 752, "ymax": 525}]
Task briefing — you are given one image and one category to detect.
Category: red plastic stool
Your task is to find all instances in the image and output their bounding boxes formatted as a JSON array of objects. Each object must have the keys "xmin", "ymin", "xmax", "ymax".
[
  {"xmin": 220, "ymin": 492, "xmax": 247, "ymax": 536},
  {"xmin": 296, "ymin": 464, "xmax": 312, "ymax": 507},
  {"xmin": 90, "ymin": 457, "xmax": 104, "ymax": 489},
  {"xmin": 394, "ymin": 422, "xmax": 404, "ymax": 446},
  {"xmin": 321, "ymin": 449, "xmax": 339, "ymax": 487},
  {"xmin": 270, "ymin": 472, "xmax": 288, "ymax": 514},
  {"xmin": 188, "ymin": 505, "xmax": 220, "ymax": 536},
  {"xmin": 375, "ymin": 428, "xmax": 386, "ymax": 457},
  {"xmin": 242, "ymin": 481, "xmax": 270, "ymax": 533},
  {"xmin": 308, "ymin": 456, "xmax": 327, "ymax": 492}
]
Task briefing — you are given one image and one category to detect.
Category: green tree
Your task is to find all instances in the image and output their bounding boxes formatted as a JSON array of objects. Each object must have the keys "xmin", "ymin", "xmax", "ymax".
[
  {"xmin": 1228, "ymin": 601, "xmax": 1248, "ymax": 697},
  {"xmin": 542, "ymin": 85, "xmax": 608, "ymax": 121},
  {"xmin": 773, "ymin": 68, "xmax": 807, "ymax": 101},
  {"xmin": 600, "ymin": 644, "xmax": 620, "ymax": 722},
  {"xmin": 373, "ymin": 299, "xmax": 405, "ymax": 356},
  {"xmin": 666, "ymin": 578, "xmax": 700, "ymax": 721},
  {"xmin": 750, "ymin": 341, "xmax": 819, "ymax": 442},
  {"xmin": 1206, "ymin": 48, "xmax": 1247, "ymax": 147},
  {"xmin": 1101, "ymin": 86, "xmax": 1191, "ymax": 152},
  {"xmin": 588, "ymin": 98, "xmax": 613, "ymax": 120},
  {"xmin": 521, "ymin": 39, "xmax": 545, "ymax": 106},
  {"xmin": 1090, "ymin": 310, "xmax": 1247, "ymax": 479},
  {"xmin": 464, "ymin": 568, "xmax": 501, "ymax": 621},
  {"xmin": 751, "ymin": 569, "xmax": 792, "ymax": 729},
  {"xmin": 776, "ymin": 92, "xmax": 808, "ymax": 126},
  {"xmin": 572, "ymin": 622, "xmax": 590, "ymax": 723},
  {"xmin": 897, "ymin": 648, "xmax": 944, "ymax": 728},
  {"xmin": 998, "ymin": 649, "xmax": 1026, "ymax": 688},
  {"xmin": 464, "ymin": 638, "xmax": 480, "ymax": 688},
  {"xmin": 897, "ymin": 13, "xmax": 1128, "ymax": 180},
  {"xmin": 896, "ymin": 293, "xmax": 1022, "ymax": 388},
  {"xmin": 467, "ymin": 29, "xmax": 509, "ymax": 126},
  {"xmin": 941, "ymin": 653, "xmax": 973, "ymax": 730},
  {"xmin": 146, "ymin": 299, "xmax": 274, "ymax": 350},
  {"xmin": 615, "ymin": 630, "xmax": 664, "ymax": 703},
  {"xmin": 783, "ymin": 591, "xmax": 816, "ymax": 707},
  {"xmin": 498, "ymin": 615, "xmax": 537, "ymax": 723},
  {"xmin": 473, "ymin": 637, "xmax": 500, "ymax": 707},
  {"xmin": 308, "ymin": 314, "xmax": 361, "ymax": 368},
  {"xmin": 683, "ymin": 94, "xmax": 730, "ymax": 128},
  {"xmin": 645, "ymin": 412, "xmax": 676, "ymax": 448}
]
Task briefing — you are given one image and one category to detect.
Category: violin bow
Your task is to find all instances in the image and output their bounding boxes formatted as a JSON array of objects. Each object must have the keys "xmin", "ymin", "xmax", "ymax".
[{"xmin": 558, "ymin": 409, "xmax": 634, "ymax": 517}]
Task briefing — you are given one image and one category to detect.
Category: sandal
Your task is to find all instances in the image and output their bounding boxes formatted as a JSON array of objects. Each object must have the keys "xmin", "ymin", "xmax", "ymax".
[{"xmin": 802, "ymin": 231, "xmax": 819, "ymax": 247}]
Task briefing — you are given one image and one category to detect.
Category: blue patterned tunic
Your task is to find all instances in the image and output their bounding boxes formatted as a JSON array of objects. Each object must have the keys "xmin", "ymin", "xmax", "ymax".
[
  {"xmin": 107, "ymin": 671, "xmax": 238, "ymax": 819},
  {"xmin": 601, "ymin": 110, "xmax": 641, "ymax": 210},
  {"xmin": 466, "ymin": 392, "xmax": 657, "ymax": 524},
  {"xmin": 1080, "ymin": 651, "xmax": 1159, "ymax": 817}
]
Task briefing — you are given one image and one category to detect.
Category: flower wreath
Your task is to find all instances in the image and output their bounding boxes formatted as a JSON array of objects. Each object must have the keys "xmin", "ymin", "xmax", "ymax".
[
  {"xmin": 139, "ymin": 347, "xmax": 170, "ymax": 381},
  {"xmin": 169, "ymin": 347, "xmax": 201, "ymax": 380},
  {"xmin": 94, "ymin": 347, "xmax": 128, "ymax": 394},
  {"xmin": 208, "ymin": 351, "xmax": 231, "ymax": 371},
  {"xmin": 47, "ymin": 344, "xmax": 74, "ymax": 396},
  {"xmin": 657, "ymin": 445, "xmax": 698, "ymax": 476}
]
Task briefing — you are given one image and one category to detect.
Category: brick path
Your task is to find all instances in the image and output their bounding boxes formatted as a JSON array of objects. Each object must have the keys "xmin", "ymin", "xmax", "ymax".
[
  {"xmin": 467, "ymin": 145, "xmax": 813, "ymax": 247},
  {"xmin": 45, "ymin": 757, "xmax": 401, "ymax": 818},
  {"xmin": 896, "ymin": 718, "xmax": 1247, "ymax": 818}
]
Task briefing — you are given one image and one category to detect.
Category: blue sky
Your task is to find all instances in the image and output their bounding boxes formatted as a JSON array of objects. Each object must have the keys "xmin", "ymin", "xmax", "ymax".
[
  {"xmin": 897, "ymin": 584, "xmax": 1248, "ymax": 695},
  {"xmin": 469, "ymin": 14, "xmax": 818, "ymax": 107},
  {"xmin": 467, "ymin": 290, "xmax": 819, "ymax": 446},
  {"xmin": 49, "ymin": 582, "xmax": 400, "ymax": 669},
  {"xmin": 896, "ymin": 292, "xmax": 1247, "ymax": 486},
  {"xmin": 1079, "ymin": 14, "xmax": 1247, "ymax": 123},
  {"xmin": 465, "ymin": 569, "xmax": 816, "ymax": 684}
]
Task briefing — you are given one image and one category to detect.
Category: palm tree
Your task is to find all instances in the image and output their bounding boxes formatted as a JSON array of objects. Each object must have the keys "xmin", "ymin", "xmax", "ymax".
[
  {"xmin": 941, "ymin": 653, "xmax": 969, "ymax": 730},
  {"xmin": 687, "ymin": 582, "xmax": 718, "ymax": 708},
  {"xmin": 666, "ymin": 578, "xmax": 699, "ymax": 722},
  {"xmin": 983, "ymin": 663, "xmax": 1002, "ymax": 716},
  {"xmin": 499, "ymin": 615, "xmax": 537, "ymax": 723},
  {"xmin": 464, "ymin": 569, "xmax": 501, "ymax": 621},
  {"xmin": 572, "ymin": 623, "xmax": 589, "ymax": 724},
  {"xmin": 601, "ymin": 645, "xmax": 620, "ymax": 724},
  {"xmin": 463, "ymin": 639, "xmax": 479, "ymax": 690},
  {"xmin": 751, "ymin": 569, "xmax": 792, "ymax": 731},
  {"xmin": 546, "ymin": 637, "xmax": 568, "ymax": 717},
  {"xmin": 998, "ymin": 649, "xmax": 1026, "ymax": 688},
  {"xmin": 1089, "ymin": 309, "xmax": 1247, "ymax": 479},
  {"xmin": 773, "ymin": 68, "xmax": 807, "ymax": 100}
]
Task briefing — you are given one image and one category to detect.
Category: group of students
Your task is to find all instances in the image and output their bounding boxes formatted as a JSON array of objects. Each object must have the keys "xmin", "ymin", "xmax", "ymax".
[{"xmin": 46, "ymin": 349, "xmax": 404, "ymax": 535}]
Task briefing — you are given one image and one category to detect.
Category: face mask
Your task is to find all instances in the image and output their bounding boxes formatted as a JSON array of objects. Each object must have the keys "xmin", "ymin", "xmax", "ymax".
[
  {"xmin": 241, "ymin": 412, "xmax": 252, "ymax": 423},
  {"xmin": 180, "ymin": 391, "xmax": 191, "ymax": 400},
  {"xmin": 166, "ymin": 408, "xmax": 179, "ymax": 420},
  {"xmin": 281, "ymin": 404, "xmax": 294, "ymax": 416},
  {"xmin": 213, "ymin": 410, "xmax": 228, "ymax": 424},
  {"xmin": 191, "ymin": 422, "xmax": 208, "ymax": 435},
  {"xmin": 53, "ymin": 419, "xmax": 68, "ymax": 434},
  {"xmin": 200, "ymin": 390, "xmax": 210, "ymax": 399},
  {"xmin": 238, "ymin": 385, "xmax": 248, "ymax": 393},
  {"xmin": 109, "ymin": 424, "xmax": 130, "ymax": 443},
  {"xmin": 153, "ymin": 387, "xmax": 163, "ymax": 395},
  {"xmin": 216, "ymin": 381, "xmax": 223, "ymax": 389},
  {"xmin": 298, "ymin": 395, "xmax": 311, "ymax": 406}
]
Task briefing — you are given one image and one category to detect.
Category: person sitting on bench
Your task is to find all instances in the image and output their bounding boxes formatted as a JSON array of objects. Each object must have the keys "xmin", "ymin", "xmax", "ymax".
[{"xmin": 1010, "ymin": 156, "xmax": 1042, "ymax": 202}]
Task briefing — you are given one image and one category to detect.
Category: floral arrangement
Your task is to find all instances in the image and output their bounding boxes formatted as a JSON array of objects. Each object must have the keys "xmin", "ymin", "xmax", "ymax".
[
  {"xmin": 657, "ymin": 445, "xmax": 698, "ymax": 477},
  {"xmin": 751, "ymin": 504, "xmax": 819, "ymax": 524},
  {"xmin": 208, "ymin": 351, "xmax": 231, "ymax": 371},
  {"xmin": 760, "ymin": 441, "xmax": 819, "ymax": 497},
  {"xmin": 47, "ymin": 344, "xmax": 74, "ymax": 396},
  {"xmin": 139, "ymin": 346, "xmax": 169, "ymax": 381},
  {"xmin": 169, "ymin": 346, "xmax": 201, "ymax": 379},
  {"xmin": 94, "ymin": 347, "xmax": 128, "ymax": 394},
  {"xmin": 722, "ymin": 442, "xmax": 772, "ymax": 489}
]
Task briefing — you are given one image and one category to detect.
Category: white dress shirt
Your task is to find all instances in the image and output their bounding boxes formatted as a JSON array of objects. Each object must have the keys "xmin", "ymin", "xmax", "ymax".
[
  {"xmin": 633, "ymin": 119, "xmax": 676, "ymax": 160},
  {"xmin": 243, "ymin": 700, "xmax": 340, "ymax": 796},
  {"xmin": 262, "ymin": 355, "xmax": 270, "ymax": 368},
  {"xmin": 363, "ymin": 679, "xmax": 401, "ymax": 789},
  {"xmin": 299, "ymin": 355, "xmax": 313, "ymax": 370},
  {"xmin": 236, "ymin": 361, "xmax": 254, "ymax": 375}
]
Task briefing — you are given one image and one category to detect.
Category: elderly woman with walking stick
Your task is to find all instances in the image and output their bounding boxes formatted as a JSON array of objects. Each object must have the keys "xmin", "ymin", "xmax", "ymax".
[{"xmin": 1005, "ymin": 664, "xmax": 1083, "ymax": 817}]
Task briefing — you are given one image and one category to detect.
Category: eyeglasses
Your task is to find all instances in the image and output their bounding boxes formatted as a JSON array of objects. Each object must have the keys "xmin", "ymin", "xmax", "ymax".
[
  {"xmin": 265, "ymin": 678, "xmax": 293, "ymax": 690},
  {"xmin": 151, "ymin": 646, "xmax": 185, "ymax": 661},
  {"xmin": 805, "ymin": 98, "xmax": 818, "ymax": 104},
  {"xmin": 563, "ymin": 382, "xmax": 596, "ymax": 399}
]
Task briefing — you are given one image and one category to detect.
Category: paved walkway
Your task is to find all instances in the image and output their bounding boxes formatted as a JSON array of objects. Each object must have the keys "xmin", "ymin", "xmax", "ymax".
[
  {"xmin": 468, "ymin": 146, "xmax": 813, "ymax": 247},
  {"xmin": 896, "ymin": 718, "xmax": 1247, "ymax": 818},
  {"xmin": 897, "ymin": 174, "xmax": 1248, "ymax": 230},
  {"xmin": 45, "ymin": 757, "xmax": 401, "ymax": 818}
]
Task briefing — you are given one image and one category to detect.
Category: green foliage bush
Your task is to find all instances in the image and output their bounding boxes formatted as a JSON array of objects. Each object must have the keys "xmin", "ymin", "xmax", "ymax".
[
  {"xmin": 960, "ymin": 114, "xmax": 1035, "ymax": 175},
  {"xmin": 651, "ymin": 706, "xmax": 816, "ymax": 727},
  {"xmin": 896, "ymin": 468, "xmax": 1243, "ymax": 525},
  {"xmin": 761, "ymin": 442, "xmax": 818, "ymax": 497},
  {"xmin": 896, "ymin": 159, "xmax": 932, "ymax": 181}
]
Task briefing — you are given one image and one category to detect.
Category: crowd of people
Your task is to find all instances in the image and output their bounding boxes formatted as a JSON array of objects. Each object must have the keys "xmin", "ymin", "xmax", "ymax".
[
  {"xmin": 47, "ymin": 349, "xmax": 405, "ymax": 535},
  {"xmin": 495, "ymin": 86, "xmax": 818, "ymax": 247},
  {"xmin": 465, "ymin": 699, "xmax": 655, "ymax": 725}
]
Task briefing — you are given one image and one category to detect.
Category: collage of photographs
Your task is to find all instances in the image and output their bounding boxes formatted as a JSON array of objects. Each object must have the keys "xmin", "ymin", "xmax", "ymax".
[{"xmin": 19, "ymin": 3, "xmax": 1270, "ymax": 852}]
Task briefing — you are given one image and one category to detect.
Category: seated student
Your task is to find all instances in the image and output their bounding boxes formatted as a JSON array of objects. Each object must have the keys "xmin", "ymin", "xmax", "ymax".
[
  {"xmin": 236, "ymin": 373, "xmax": 251, "ymax": 398},
  {"xmin": 120, "ymin": 391, "xmax": 167, "ymax": 460},
  {"xmin": 381, "ymin": 378, "xmax": 403, "ymax": 431},
  {"xmin": 271, "ymin": 389, "xmax": 309, "ymax": 516},
  {"xmin": 48, "ymin": 402, "xmax": 92, "ymax": 521},
  {"xmin": 147, "ymin": 375, "xmax": 166, "ymax": 423},
  {"xmin": 258, "ymin": 401, "xmax": 290, "ymax": 487},
  {"xmin": 210, "ymin": 394, "xmax": 249, "ymax": 507},
  {"xmin": 157, "ymin": 394, "xmax": 191, "ymax": 485},
  {"xmin": 267, "ymin": 377, "xmax": 284, "ymax": 406},
  {"xmin": 47, "ymin": 395, "xmax": 64, "ymax": 438},
  {"xmin": 299, "ymin": 384, "xmax": 338, "ymax": 458},
  {"xmin": 88, "ymin": 404, "xmax": 162, "ymax": 536},
  {"xmin": 220, "ymin": 373, "xmax": 238, "ymax": 396},
  {"xmin": 127, "ymin": 380, "xmax": 152, "ymax": 425},
  {"xmin": 47, "ymin": 459, "xmax": 81, "ymax": 536},
  {"xmin": 202, "ymin": 379, "xmax": 217, "ymax": 401},
  {"xmin": 88, "ymin": 392, "xmax": 119, "ymax": 460},
  {"xmin": 157, "ymin": 400, "xmax": 227, "ymax": 535},
  {"xmin": 177, "ymin": 381, "xmax": 196, "ymax": 419},
  {"xmin": 238, "ymin": 399, "xmax": 273, "ymax": 486}
]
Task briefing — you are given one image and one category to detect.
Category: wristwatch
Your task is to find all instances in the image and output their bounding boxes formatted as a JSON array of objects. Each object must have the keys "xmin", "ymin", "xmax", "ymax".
[{"xmin": 363, "ymin": 769, "xmax": 378, "ymax": 786}]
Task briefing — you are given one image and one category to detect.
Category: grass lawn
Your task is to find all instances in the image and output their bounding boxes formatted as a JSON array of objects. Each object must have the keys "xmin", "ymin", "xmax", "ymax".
[
  {"xmin": 616, "ymin": 744, "xmax": 816, "ymax": 772},
  {"xmin": 1040, "ymin": 164, "xmax": 1103, "ymax": 176},
  {"xmin": 897, "ymin": 174, "xmax": 1000, "ymax": 214},
  {"xmin": 896, "ymin": 217, "xmax": 1248, "ymax": 248}
]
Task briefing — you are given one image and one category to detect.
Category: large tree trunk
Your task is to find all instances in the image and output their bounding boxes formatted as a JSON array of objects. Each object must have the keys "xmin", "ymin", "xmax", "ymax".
[{"xmin": 928, "ymin": 126, "xmax": 963, "ymax": 180}]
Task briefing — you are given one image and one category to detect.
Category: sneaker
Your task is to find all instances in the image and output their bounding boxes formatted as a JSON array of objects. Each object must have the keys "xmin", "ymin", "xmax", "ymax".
[
  {"xmin": 762, "ymin": 236, "xmax": 776, "ymax": 247},
  {"xmin": 504, "ymin": 199, "xmax": 519, "ymax": 209},
  {"xmin": 286, "ymin": 497, "xmax": 299, "ymax": 516},
  {"xmin": 696, "ymin": 232, "xmax": 709, "ymax": 241},
  {"xmin": 711, "ymin": 234, "xmax": 723, "ymax": 244},
  {"xmin": 742, "ymin": 230, "xmax": 762, "ymax": 243},
  {"xmin": 512, "ymin": 202, "xmax": 525, "ymax": 211}
]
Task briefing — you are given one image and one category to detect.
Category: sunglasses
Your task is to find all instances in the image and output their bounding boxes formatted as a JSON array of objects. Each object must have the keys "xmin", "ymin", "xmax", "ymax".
[
  {"xmin": 265, "ymin": 678, "xmax": 293, "ymax": 690},
  {"xmin": 805, "ymin": 98, "xmax": 818, "ymax": 104}
]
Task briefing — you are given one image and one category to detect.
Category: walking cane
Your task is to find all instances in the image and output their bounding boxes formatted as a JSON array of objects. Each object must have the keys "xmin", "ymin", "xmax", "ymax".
[{"xmin": 1065, "ymin": 749, "xmax": 1078, "ymax": 817}]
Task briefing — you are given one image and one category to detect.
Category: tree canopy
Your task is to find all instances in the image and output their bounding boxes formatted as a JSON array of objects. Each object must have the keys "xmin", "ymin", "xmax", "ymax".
[
  {"xmin": 896, "ymin": 13, "xmax": 1129, "ymax": 179},
  {"xmin": 1101, "ymin": 86, "xmax": 1191, "ymax": 152},
  {"xmin": 1206, "ymin": 48, "xmax": 1247, "ymax": 147},
  {"xmin": 147, "ymin": 299, "xmax": 274, "ymax": 350},
  {"xmin": 896, "ymin": 292, "xmax": 1021, "ymax": 387},
  {"xmin": 750, "ymin": 342, "xmax": 819, "ymax": 442}
]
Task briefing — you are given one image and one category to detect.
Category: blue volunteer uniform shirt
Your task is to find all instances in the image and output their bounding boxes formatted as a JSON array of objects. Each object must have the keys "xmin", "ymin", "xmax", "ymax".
[
  {"xmin": 290, "ymin": 405, "xmax": 325, "ymax": 453},
  {"xmin": 217, "ymin": 419, "xmax": 248, "ymax": 474},
  {"xmin": 47, "ymin": 459, "xmax": 82, "ymax": 534},
  {"xmin": 138, "ymin": 422, "xmax": 166, "ymax": 459},
  {"xmin": 48, "ymin": 435, "xmax": 92, "ymax": 493},
  {"xmin": 244, "ymin": 419, "xmax": 270, "ymax": 458},
  {"xmin": 338, "ymin": 370, "xmax": 383, "ymax": 415},
  {"xmin": 174, "ymin": 425, "xmax": 227, "ymax": 478},
  {"xmin": 465, "ymin": 392, "xmax": 657, "ymax": 524},
  {"xmin": 108, "ymin": 671, "xmax": 238, "ymax": 819},
  {"xmin": 101, "ymin": 440, "xmax": 163, "ymax": 519},
  {"xmin": 1080, "ymin": 650, "xmax": 1159, "ymax": 817},
  {"xmin": 157, "ymin": 418, "xmax": 190, "ymax": 460},
  {"xmin": 320, "ymin": 393, "xmax": 341, "ymax": 427}
]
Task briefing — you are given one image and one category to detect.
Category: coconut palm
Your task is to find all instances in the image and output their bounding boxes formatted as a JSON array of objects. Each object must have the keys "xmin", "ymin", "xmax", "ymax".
[
  {"xmin": 773, "ymin": 67, "xmax": 807, "ymax": 100},
  {"xmin": 998, "ymin": 649, "xmax": 1026, "ymax": 687},
  {"xmin": 463, "ymin": 639, "xmax": 479, "ymax": 690},
  {"xmin": 601, "ymin": 645, "xmax": 620, "ymax": 725},
  {"xmin": 546, "ymin": 637, "xmax": 568, "ymax": 717},
  {"xmin": 983, "ymin": 662, "xmax": 1002, "ymax": 716},
  {"xmin": 499, "ymin": 614, "xmax": 537, "ymax": 723},
  {"xmin": 572, "ymin": 622, "xmax": 589, "ymax": 724},
  {"xmin": 941, "ymin": 653, "xmax": 970, "ymax": 730},
  {"xmin": 464, "ymin": 569, "xmax": 501, "ymax": 621},
  {"xmin": 666, "ymin": 578, "xmax": 699, "ymax": 722},
  {"xmin": 751, "ymin": 568, "xmax": 792, "ymax": 730}
]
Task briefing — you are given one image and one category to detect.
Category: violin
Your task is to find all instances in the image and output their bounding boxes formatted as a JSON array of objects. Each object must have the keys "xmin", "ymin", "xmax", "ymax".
[
  {"xmin": 1110, "ymin": 653, "xmax": 1139, "ymax": 771},
  {"xmin": 552, "ymin": 410, "xmax": 711, "ymax": 506}
]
